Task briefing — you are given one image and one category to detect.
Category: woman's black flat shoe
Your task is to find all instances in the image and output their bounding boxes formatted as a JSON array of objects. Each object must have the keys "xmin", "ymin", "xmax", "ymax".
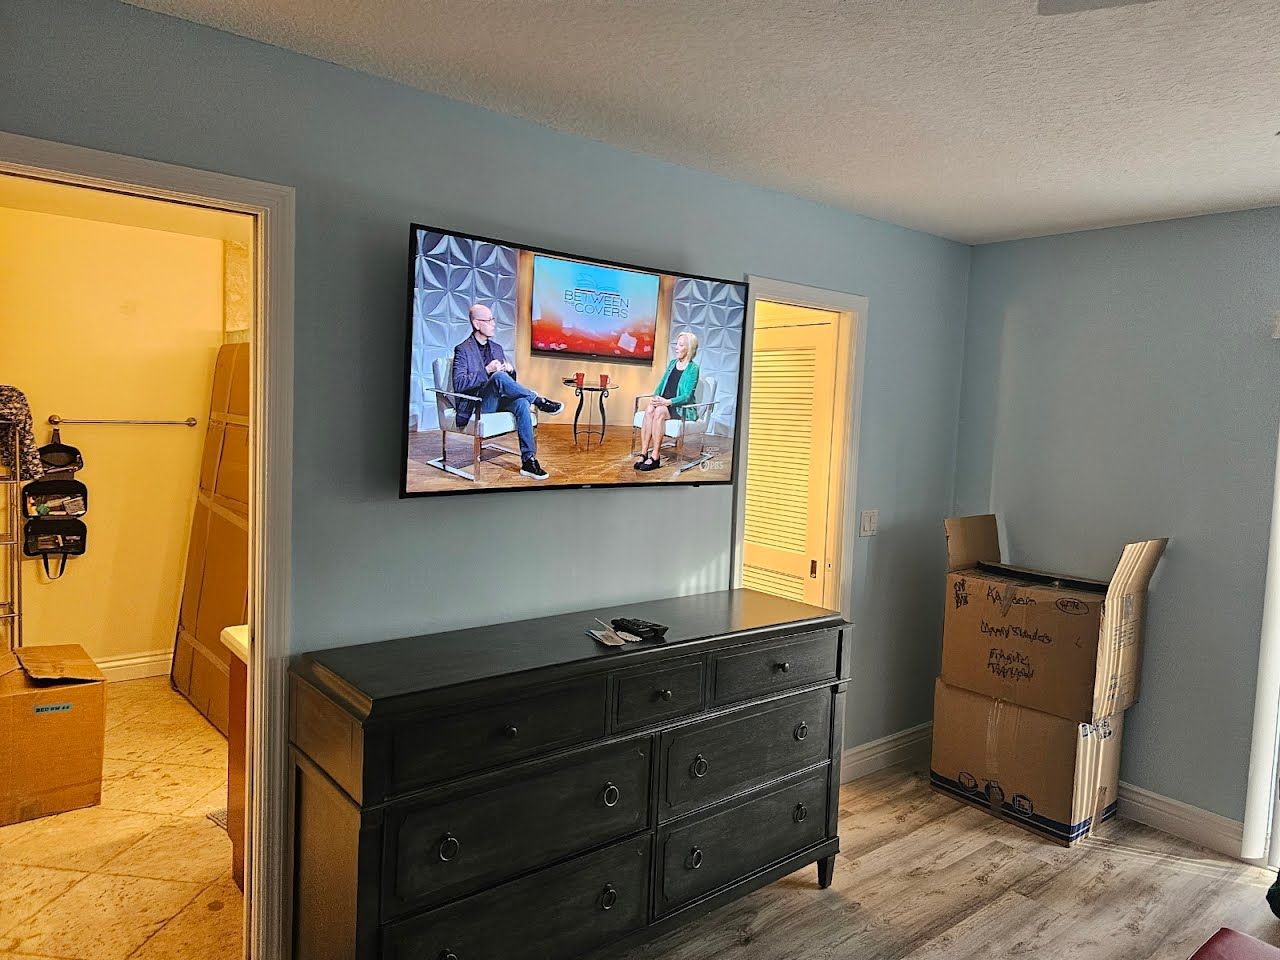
[
  {"xmin": 633, "ymin": 456, "xmax": 649, "ymax": 470},
  {"xmin": 638, "ymin": 456, "xmax": 661, "ymax": 472}
]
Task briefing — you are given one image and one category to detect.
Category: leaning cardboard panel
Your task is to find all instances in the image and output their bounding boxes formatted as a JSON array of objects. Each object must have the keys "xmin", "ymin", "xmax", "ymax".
[
  {"xmin": 0, "ymin": 645, "xmax": 106, "ymax": 827},
  {"xmin": 942, "ymin": 514, "xmax": 1167, "ymax": 724},
  {"xmin": 172, "ymin": 343, "xmax": 250, "ymax": 736},
  {"xmin": 929, "ymin": 678, "xmax": 1121, "ymax": 846}
]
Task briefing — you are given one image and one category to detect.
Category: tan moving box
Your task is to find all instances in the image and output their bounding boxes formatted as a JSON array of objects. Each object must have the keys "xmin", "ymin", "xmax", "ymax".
[
  {"xmin": 929, "ymin": 678, "xmax": 1121, "ymax": 846},
  {"xmin": 171, "ymin": 343, "xmax": 249, "ymax": 735},
  {"xmin": 942, "ymin": 514, "xmax": 1167, "ymax": 723},
  {"xmin": 0, "ymin": 645, "xmax": 106, "ymax": 827}
]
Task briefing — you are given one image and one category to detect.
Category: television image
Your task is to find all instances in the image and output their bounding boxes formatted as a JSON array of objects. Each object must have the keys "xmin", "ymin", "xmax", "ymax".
[
  {"xmin": 530, "ymin": 255, "xmax": 660, "ymax": 362},
  {"xmin": 402, "ymin": 224, "xmax": 747, "ymax": 497}
]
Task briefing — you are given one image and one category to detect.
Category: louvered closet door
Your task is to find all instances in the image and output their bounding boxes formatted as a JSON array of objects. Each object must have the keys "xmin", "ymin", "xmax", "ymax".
[{"xmin": 742, "ymin": 314, "xmax": 838, "ymax": 605}]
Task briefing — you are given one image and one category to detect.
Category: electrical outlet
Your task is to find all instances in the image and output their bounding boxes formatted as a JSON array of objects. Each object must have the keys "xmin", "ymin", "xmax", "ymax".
[{"xmin": 859, "ymin": 509, "xmax": 878, "ymax": 537}]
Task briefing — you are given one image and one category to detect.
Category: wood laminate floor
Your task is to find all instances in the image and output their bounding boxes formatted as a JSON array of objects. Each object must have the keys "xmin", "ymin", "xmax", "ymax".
[
  {"xmin": 0, "ymin": 677, "xmax": 241, "ymax": 960},
  {"xmin": 604, "ymin": 764, "xmax": 1280, "ymax": 960}
]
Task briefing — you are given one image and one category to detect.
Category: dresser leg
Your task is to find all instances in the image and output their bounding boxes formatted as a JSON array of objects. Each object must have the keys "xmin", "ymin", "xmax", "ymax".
[{"xmin": 817, "ymin": 855, "xmax": 835, "ymax": 889}]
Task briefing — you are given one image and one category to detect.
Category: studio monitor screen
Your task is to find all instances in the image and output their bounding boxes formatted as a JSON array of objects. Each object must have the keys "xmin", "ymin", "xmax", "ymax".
[
  {"xmin": 401, "ymin": 224, "xmax": 747, "ymax": 497},
  {"xmin": 530, "ymin": 255, "xmax": 661, "ymax": 362}
]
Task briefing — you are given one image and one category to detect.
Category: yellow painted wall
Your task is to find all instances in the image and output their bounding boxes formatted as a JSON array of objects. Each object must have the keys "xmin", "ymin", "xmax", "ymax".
[{"xmin": 0, "ymin": 204, "xmax": 230, "ymax": 663}]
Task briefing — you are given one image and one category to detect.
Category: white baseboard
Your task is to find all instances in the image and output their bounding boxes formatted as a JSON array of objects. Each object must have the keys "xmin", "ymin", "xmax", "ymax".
[
  {"xmin": 838, "ymin": 723, "xmax": 1248, "ymax": 861},
  {"xmin": 1117, "ymin": 781, "xmax": 1245, "ymax": 860},
  {"xmin": 96, "ymin": 649, "xmax": 173, "ymax": 682},
  {"xmin": 841, "ymin": 721, "xmax": 933, "ymax": 782}
]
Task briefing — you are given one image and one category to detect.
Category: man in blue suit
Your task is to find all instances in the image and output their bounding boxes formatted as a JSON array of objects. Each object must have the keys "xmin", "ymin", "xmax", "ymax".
[{"xmin": 453, "ymin": 303, "xmax": 563, "ymax": 480}]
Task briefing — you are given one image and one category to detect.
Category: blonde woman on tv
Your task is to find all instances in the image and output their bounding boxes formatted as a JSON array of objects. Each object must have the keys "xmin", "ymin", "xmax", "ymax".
[{"xmin": 636, "ymin": 331, "xmax": 700, "ymax": 471}]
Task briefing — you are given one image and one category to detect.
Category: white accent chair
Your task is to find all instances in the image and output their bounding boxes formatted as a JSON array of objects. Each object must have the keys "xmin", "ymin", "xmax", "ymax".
[
  {"xmin": 631, "ymin": 376, "xmax": 718, "ymax": 474},
  {"xmin": 426, "ymin": 355, "xmax": 536, "ymax": 481}
]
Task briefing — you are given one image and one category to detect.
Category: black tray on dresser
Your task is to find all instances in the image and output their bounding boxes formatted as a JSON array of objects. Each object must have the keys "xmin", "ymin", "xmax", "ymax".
[{"xmin": 289, "ymin": 588, "xmax": 850, "ymax": 960}]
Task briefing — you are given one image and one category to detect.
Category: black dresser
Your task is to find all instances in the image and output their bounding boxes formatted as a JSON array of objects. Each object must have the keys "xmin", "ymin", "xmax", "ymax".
[{"xmin": 289, "ymin": 589, "xmax": 850, "ymax": 960}]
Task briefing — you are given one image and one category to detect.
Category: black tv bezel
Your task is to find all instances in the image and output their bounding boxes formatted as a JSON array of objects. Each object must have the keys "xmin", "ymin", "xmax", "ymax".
[
  {"xmin": 399, "ymin": 221, "xmax": 749, "ymax": 500},
  {"xmin": 527, "ymin": 251, "xmax": 662, "ymax": 365}
]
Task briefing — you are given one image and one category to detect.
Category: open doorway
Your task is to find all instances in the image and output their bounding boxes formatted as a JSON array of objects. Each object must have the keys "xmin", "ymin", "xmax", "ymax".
[
  {"xmin": 0, "ymin": 172, "xmax": 252, "ymax": 958},
  {"xmin": 733, "ymin": 278, "xmax": 867, "ymax": 618},
  {"xmin": 0, "ymin": 133, "xmax": 293, "ymax": 960}
]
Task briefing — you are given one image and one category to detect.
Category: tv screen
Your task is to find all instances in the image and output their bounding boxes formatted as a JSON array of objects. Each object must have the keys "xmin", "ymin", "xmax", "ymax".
[
  {"xmin": 402, "ymin": 224, "xmax": 747, "ymax": 497},
  {"xmin": 530, "ymin": 255, "xmax": 660, "ymax": 361}
]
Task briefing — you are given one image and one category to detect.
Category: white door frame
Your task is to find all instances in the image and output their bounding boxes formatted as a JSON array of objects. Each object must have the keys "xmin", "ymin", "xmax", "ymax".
[
  {"xmin": 1242, "ymin": 417, "xmax": 1280, "ymax": 864},
  {"xmin": 0, "ymin": 131, "xmax": 295, "ymax": 959},
  {"xmin": 731, "ymin": 276, "xmax": 868, "ymax": 621}
]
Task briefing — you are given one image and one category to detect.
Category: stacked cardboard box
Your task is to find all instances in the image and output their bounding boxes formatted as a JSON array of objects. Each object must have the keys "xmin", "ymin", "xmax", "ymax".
[
  {"xmin": 0, "ymin": 644, "xmax": 106, "ymax": 827},
  {"xmin": 170, "ymin": 343, "xmax": 249, "ymax": 735},
  {"xmin": 929, "ymin": 514, "xmax": 1166, "ymax": 845}
]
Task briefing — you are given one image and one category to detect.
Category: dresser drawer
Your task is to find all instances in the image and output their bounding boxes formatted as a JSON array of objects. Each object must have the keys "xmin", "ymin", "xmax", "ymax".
[
  {"xmin": 383, "ymin": 835, "xmax": 650, "ymax": 960},
  {"xmin": 710, "ymin": 630, "xmax": 838, "ymax": 706},
  {"xmin": 383, "ymin": 738, "xmax": 650, "ymax": 916},
  {"xmin": 612, "ymin": 657, "xmax": 705, "ymax": 732},
  {"xmin": 659, "ymin": 687, "xmax": 830, "ymax": 820},
  {"xmin": 658, "ymin": 768, "xmax": 828, "ymax": 915},
  {"xmin": 389, "ymin": 678, "xmax": 607, "ymax": 794}
]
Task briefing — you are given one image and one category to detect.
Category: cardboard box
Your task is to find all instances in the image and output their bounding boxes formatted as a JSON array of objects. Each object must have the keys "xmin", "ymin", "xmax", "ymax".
[
  {"xmin": 173, "ymin": 496, "xmax": 246, "ymax": 736},
  {"xmin": 210, "ymin": 342, "xmax": 250, "ymax": 420},
  {"xmin": 172, "ymin": 343, "xmax": 250, "ymax": 736},
  {"xmin": 942, "ymin": 514, "xmax": 1167, "ymax": 723},
  {"xmin": 198, "ymin": 422, "xmax": 249, "ymax": 513},
  {"xmin": 929, "ymin": 678, "xmax": 1121, "ymax": 846},
  {"xmin": 194, "ymin": 503, "xmax": 248, "ymax": 665},
  {"xmin": 0, "ymin": 645, "xmax": 106, "ymax": 827}
]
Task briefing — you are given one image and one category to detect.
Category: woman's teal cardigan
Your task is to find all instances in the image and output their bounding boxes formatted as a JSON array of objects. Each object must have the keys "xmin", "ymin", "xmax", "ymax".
[{"xmin": 653, "ymin": 360, "xmax": 701, "ymax": 422}]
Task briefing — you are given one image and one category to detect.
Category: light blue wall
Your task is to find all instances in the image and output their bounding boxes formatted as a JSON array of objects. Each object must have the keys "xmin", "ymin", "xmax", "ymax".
[
  {"xmin": 0, "ymin": 0, "xmax": 971, "ymax": 748},
  {"xmin": 958, "ymin": 209, "xmax": 1280, "ymax": 820}
]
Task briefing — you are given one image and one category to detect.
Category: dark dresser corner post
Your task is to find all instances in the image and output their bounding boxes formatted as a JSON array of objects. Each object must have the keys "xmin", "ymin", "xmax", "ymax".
[
  {"xmin": 817, "ymin": 855, "xmax": 836, "ymax": 889},
  {"xmin": 837, "ymin": 623, "xmax": 853, "ymax": 681},
  {"xmin": 821, "ymin": 622, "xmax": 851, "ymax": 889}
]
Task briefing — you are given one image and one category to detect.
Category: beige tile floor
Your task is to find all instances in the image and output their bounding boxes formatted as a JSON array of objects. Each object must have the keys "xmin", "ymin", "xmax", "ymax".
[{"xmin": 0, "ymin": 677, "xmax": 243, "ymax": 960}]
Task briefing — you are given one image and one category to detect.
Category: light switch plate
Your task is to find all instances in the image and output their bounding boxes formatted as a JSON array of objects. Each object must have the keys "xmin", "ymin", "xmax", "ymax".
[{"xmin": 859, "ymin": 509, "xmax": 878, "ymax": 537}]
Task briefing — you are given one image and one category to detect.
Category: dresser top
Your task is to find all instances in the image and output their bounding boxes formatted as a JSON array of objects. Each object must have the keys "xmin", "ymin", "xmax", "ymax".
[{"xmin": 293, "ymin": 589, "xmax": 843, "ymax": 717}]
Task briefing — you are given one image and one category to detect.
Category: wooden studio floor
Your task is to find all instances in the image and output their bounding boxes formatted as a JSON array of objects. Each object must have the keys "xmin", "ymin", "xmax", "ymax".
[
  {"xmin": 0, "ymin": 677, "xmax": 241, "ymax": 960},
  {"xmin": 601, "ymin": 764, "xmax": 1280, "ymax": 960},
  {"xmin": 406, "ymin": 422, "xmax": 734, "ymax": 492}
]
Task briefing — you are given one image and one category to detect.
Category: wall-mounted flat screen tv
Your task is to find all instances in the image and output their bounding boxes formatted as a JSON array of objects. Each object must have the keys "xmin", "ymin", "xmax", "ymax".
[{"xmin": 401, "ymin": 223, "xmax": 747, "ymax": 498}]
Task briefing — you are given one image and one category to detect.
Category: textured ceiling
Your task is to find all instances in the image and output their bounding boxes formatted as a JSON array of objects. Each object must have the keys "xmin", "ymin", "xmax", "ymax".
[{"xmin": 122, "ymin": 0, "xmax": 1280, "ymax": 243}]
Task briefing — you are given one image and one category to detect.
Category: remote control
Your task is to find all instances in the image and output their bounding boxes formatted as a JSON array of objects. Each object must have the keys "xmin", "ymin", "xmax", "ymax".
[{"xmin": 610, "ymin": 617, "xmax": 669, "ymax": 642}]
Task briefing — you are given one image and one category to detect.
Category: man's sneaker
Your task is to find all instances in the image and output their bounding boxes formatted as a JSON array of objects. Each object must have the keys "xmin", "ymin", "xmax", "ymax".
[
  {"xmin": 520, "ymin": 458, "xmax": 549, "ymax": 480},
  {"xmin": 533, "ymin": 397, "xmax": 563, "ymax": 415}
]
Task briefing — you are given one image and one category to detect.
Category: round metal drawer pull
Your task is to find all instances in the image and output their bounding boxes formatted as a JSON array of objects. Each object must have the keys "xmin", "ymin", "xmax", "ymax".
[
  {"xmin": 690, "ymin": 754, "xmax": 710, "ymax": 779},
  {"xmin": 794, "ymin": 721, "xmax": 809, "ymax": 742},
  {"xmin": 659, "ymin": 689, "xmax": 674, "ymax": 702},
  {"xmin": 602, "ymin": 782, "xmax": 621, "ymax": 807},
  {"xmin": 438, "ymin": 832, "xmax": 460, "ymax": 862},
  {"xmin": 503, "ymin": 724, "xmax": 519, "ymax": 739},
  {"xmin": 775, "ymin": 661, "xmax": 791, "ymax": 673},
  {"xmin": 793, "ymin": 803, "xmax": 808, "ymax": 823},
  {"xmin": 687, "ymin": 847, "xmax": 704, "ymax": 870},
  {"xmin": 600, "ymin": 883, "xmax": 619, "ymax": 911}
]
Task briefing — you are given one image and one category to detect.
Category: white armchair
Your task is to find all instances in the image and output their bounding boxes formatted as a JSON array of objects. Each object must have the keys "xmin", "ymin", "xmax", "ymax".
[
  {"xmin": 426, "ymin": 355, "xmax": 536, "ymax": 481},
  {"xmin": 631, "ymin": 376, "xmax": 719, "ymax": 475}
]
